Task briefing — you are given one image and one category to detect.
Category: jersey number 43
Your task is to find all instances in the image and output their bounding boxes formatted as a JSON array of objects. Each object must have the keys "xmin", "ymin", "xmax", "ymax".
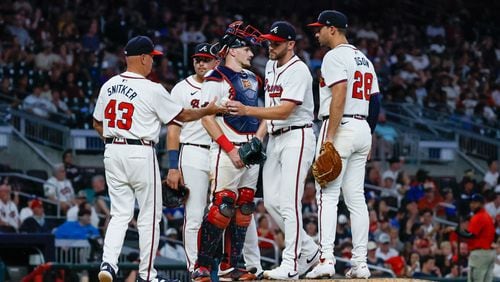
[
  {"xmin": 352, "ymin": 71, "xmax": 373, "ymax": 100},
  {"xmin": 104, "ymin": 99, "xmax": 135, "ymax": 130}
]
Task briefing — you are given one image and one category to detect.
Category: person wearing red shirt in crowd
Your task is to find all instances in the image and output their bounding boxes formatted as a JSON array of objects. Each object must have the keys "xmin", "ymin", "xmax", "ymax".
[{"xmin": 454, "ymin": 194, "xmax": 495, "ymax": 282}]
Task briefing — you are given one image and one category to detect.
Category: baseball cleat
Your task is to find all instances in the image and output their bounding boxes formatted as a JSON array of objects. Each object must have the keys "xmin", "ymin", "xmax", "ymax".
[
  {"xmin": 219, "ymin": 267, "xmax": 257, "ymax": 281},
  {"xmin": 263, "ymin": 265, "xmax": 299, "ymax": 280},
  {"xmin": 98, "ymin": 262, "xmax": 116, "ymax": 282},
  {"xmin": 298, "ymin": 249, "xmax": 320, "ymax": 277},
  {"xmin": 305, "ymin": 259, "xmax": 335, "ymax": 279},
  {"xmin": 345, "ymin": 262, "xmax": 371, "ymax": 279},
  {"xmin": 137, "ymin": 276, "xmax": 180, "ymax": 282},
  {"xmin": 192, "ymin": 267, "xmax": 211, "ymax": 282}
]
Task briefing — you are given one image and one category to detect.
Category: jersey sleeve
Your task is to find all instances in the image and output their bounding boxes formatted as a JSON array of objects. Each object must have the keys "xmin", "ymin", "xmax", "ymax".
[
  {"xmin": 321, "ymin": 51, "xmax": 347, "ymax": 87},
  {"xmin": 152, "ymin": 84, "xmax": 183, "ymax": 124},
  {"xmin": 92, "ymin": 87, "xmax": 106, "ymax": 121},
  {"xmin": 200, "ymin": 80, "xmax": 224, "ymax": 105},
  {"xmin": 280, "ymin": 64, "xmax": 312, "ymax": 104},
  {"xmin": 370, "ymin": 71, "xmax": 380, "ymax": 95},
  {"xmin": 169, "ymin": 82, "xmax": 185, "ymax": 126}
]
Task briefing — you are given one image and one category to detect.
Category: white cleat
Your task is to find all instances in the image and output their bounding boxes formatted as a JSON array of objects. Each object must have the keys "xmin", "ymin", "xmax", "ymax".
[
  {"xmin": 298, "ymin": 249, "xmax": 320, "ymax": 276},
  {"xmin": 305, "ymin": 260, "xmax": 335, "ymax": 279},
  {"xmin": 263, "ymin": 265, "xmax": 299, "ymax": 280},
  {"xmin": 345, "ymin": 262, "xmax": 371, "ymax": 279}
]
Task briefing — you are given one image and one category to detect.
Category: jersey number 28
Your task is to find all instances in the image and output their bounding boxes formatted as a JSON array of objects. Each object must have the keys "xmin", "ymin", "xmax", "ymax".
[
  {"xmin": 352, "ymin": 71, "xmax": 373, "ymax": 100},
  {"xmin": 104, "ymin": 99, "xmax": 134, "ymax": 130}
]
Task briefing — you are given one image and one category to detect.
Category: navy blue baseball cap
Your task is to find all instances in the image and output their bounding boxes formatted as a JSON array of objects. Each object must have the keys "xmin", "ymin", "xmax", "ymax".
[
  {"xmin": 192, "ymin": 43, "xmax": 216, "ymax": 59},
  {"xmin": 124, "ymin": 36, "xmax": 163, "ymax": 56},
  {"xmin": 308, "ymin": 10, "xmax": 348, "ymax": 29},
  {"xmin": 261, "ymin": 21, "xmax": 296, "ymax": 42},
  {"xmin": 470, "ymin": 193, "xmax": 484, "ymax": 203}
]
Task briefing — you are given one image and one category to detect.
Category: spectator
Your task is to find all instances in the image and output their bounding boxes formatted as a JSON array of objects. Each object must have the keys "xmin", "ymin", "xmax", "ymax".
[
  {"xmin": 374, "ymin": 113, "xmax": 398, "ymax": 160},
  {"xmin": 381, "ymin": 157, "xmax": 402, "ymax": 184},
  {"xmin": 19, "ymin": 199, "xmax": 51, "ymax": 233},
  {"xmin": 417, "ymin": 183, "xmax": 443, "ymax": 211},
  {"xmin": 375, "ymin": 232, "xmax": 399, "ymax": 261},
  {"xmin": 44, "ymin": 163, "xmax": 75, "ymax": 214},
  {"xmin": 54, "ymin": 207, "xmax": 100, "ymax": 239},
  {"xmin": 66, "ymin": 193, "xmax": 99, "ymax": 228},
  {"xmin": 6, "ymin": 11, "xmax": 32, "ymax": 48},
  {"xmin": 22, "ymin": 84, "xmax": 57, "ymax": 119},
  {"xmin": 406, "ymin": 252, "xmax": 421, "ymax": 277},
  {"xmin": 0, "ymin": 184, "xmax": 20, "ymax": 233},
  {"xmin": 485, "ymin": 188, "xmax": 500, "ymax": 219},
  {"xmin": 62, "ymin": 150, "xmax": 82, "ymax": 191},
  {"xmin": 256, "ymin": 215, "xmax": 275, "ymax": 259},
  {"xmin": 366, "ymin": 241, "xmax": 386, "ymax": 277},
  {"xmin": 305, "ymin": 220, "xmax": 318, "ymax": 244},
  {"xmin": 484, "ymin": 159, "xmax": 499, "ymax": 190},
  {"xmin": 302, "ymin": 180, "xmax": 318, "ymax": 221},
  {"xmin": 335, "ymin": 214, "xmax": 352, "ymax": 246},
  {"xmin": 413, "ymin": 255, "xmax": 442, "ymax": 278},
  {"xmin": 34, "ymin": 41, "xmax": 62, "ymax": 71},
  {"xmin": 159, "ymin": 228, "xmax": 186, "ymax": 262}
]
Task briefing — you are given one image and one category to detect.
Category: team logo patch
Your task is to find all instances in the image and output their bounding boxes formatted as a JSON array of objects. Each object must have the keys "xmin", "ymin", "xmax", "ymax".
[
  {"xmin": 242, "ymin": 79, "xmax": 251, "ymax": 89},
  {"xmin": 319, "ymin": 76, "xmax": 326, "ymax": 87},
  {"xmin": 270, "ymin": 26, "xmax": 279, "ymax": 34}
]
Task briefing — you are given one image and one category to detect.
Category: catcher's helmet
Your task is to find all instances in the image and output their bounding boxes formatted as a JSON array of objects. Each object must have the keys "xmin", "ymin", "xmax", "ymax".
[{"xmin": 213, "ymin": 21, "xmax": 264, "ymax": 57}]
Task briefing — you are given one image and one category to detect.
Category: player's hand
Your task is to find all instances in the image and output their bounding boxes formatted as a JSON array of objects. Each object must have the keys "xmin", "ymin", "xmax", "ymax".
[
  {"xmin": 227, "ymin": 100, "xmax": 247, "ymax": 116},
  {"xmin": 228, "ymin": 148, "xmax": 245, "ymax": 169},
  {"xmin": 166, "ymin": 169, "xmax": 184, "ymax": 190},
  {"xmin": 205, "ymin": 98, "xmax": 227, "ymax": 115}
]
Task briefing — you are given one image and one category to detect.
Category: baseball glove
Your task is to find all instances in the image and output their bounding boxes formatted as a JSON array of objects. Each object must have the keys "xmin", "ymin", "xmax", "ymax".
[
  {"xmin": 162, "ymin": 183, "xmax": 189, "ymax": 208},
  {"xmin": 312, "ymin": 141, "xmax": 342, "ymax": 188},
  {"xmin": 238, "ymin": 137, "xmax": 267, "ymax": 165}
]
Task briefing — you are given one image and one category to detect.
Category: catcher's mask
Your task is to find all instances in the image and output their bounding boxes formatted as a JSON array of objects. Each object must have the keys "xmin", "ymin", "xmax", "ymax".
[{"xmin": 211, "ymin": 21, "xmax": 264, "ymax": 58}]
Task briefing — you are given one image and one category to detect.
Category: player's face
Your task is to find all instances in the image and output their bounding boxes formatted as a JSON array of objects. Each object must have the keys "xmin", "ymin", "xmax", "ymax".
[
  {"xmin": 314, "ymin": 26, "xmax": 331, "ymax": 47},
  {"xmin": 234, "ymin": 47, "xmax": 254, "ymax": 68},
  {"xmin": 267, "ymin": 40, "xmax": 288, "ymax": 61},
  {"xmin": 193, "ymin": 56, "xmax": 218, "ymax": 77}
]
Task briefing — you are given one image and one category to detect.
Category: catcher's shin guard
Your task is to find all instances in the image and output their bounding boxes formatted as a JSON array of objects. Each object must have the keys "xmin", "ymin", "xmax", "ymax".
[
  {"xmin": 221, "ymin": 188, "xmax": 255, "ymax": 267},
  {"xmin": 197, "ymin": 190, "xmax": 237, "ymax": 267}
]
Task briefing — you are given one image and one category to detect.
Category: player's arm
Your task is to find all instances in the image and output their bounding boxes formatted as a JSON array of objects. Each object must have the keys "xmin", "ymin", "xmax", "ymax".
[
  {"xmin": 255, "ymin": 120, "xmax": 268, "ymax": 141},
  {"xmin": 325, "ymin": 82, "xmax": 347, "ymax": 142},
  {"xmin": 176, "ymin": 98, "xmax": 225, "ymax": 122},
  {"xmin": 201, "ymin": 115, "xmax": 244, "ymax": 169},
  {"xmin": 227, "ymin": 100, "xmax": 296, "ymax": 120},
  {"xmin": 166, "ymin": 123, "xmax": 184, "ymax": 189},
  {"xmin": 92, "ymin": 118, "xmax": 104, "ymax": 140}
]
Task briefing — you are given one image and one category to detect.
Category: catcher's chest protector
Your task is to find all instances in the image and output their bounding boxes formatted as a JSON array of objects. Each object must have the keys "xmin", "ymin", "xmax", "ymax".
[{"xmin": 217, "ymin": 66, "xmax": 260, "ymax": 133}]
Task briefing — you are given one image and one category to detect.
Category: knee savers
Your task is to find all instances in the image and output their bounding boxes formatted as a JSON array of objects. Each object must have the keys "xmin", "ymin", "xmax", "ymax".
[
  {"xmin": 207, "ymin": 190, "xmax": 237, "ymax": 229},
  {"xmin": 235, "ymin": 188, "xmax": 255, "ymax": 227}
]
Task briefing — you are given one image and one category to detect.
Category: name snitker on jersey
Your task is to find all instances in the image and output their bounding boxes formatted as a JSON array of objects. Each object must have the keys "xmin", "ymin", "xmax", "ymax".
[{"xmin": 106, "ymin": 83, "xmax": 138, "ymax": 100}]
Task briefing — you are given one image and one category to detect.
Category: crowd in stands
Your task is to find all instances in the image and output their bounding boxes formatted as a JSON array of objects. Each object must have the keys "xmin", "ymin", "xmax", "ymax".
[
  {"xmin": 0, "ymin": 0, "xmax": 498, "ymax": 131},
  {"xmin": 0, "ymin": 0, "xmax": 499, "ymax": 279}
]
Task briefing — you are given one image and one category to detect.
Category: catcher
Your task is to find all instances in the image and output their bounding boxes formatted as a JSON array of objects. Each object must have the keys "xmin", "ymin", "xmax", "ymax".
[{"xmin": 192, "ymin": 21, "xmax": 266, "ymax": 282}]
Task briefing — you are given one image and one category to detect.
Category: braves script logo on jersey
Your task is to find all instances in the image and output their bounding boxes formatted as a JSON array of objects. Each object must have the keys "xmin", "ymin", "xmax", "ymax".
[
  {"xmin": 265, "ymin": 78, "xmax": 283, "ymax": 98},
  {"xmin": 190, "ymin": 99, "xmax": 209, "ymax": 109}
]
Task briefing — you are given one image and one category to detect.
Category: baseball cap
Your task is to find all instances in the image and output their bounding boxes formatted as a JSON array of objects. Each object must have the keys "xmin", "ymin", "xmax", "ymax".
[
  {"xmin": 471, "ymin": 193, "xmax": 484, "ymax": 203},
  {"xmin": 338, "ymin": 214, "xmax": 348, "ymax": 224},
  {"xmin": 76, "ymin": 190, "xmax": 87, "ymax": 199},
  {"xmin": 30, "ymin": 199, "xmax": 43, "ymax": 209},
  {"xmin": 260, "ymin": 21, "xmax": 296, "ymax": 42},
  {"xmin": 192, "ymin": 43, "xmax": 216, "ymax": 59},
  {"xmin": 308, "ymin": 10, "xmax": 348, "ymax": 28},
  {"xmin": 367, "ymin": 241, "xmax": 377, "ymax": 251},
  {"xmin": 378, "ymin": 233, "xmax": 390, "ymax": 244},
  {"xmin": 124, "ymin": 36, "xmax": 163, "ymax": 57}
]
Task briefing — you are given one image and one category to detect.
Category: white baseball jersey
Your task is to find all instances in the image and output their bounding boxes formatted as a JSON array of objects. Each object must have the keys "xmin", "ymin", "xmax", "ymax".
[
  {"xmin": 264, "ymin": 56, "xmax": 314, "ymax": 132},
  {"xmin": 318, "ymin": 43, "xmax": 379, "ymax": 119},
  {"xmin": 93, "ymin": 71, "xmax": 182, "ymax": 144},
  {"xmin": 170, "ymin": 75, "xmax": 211, "ymax": 145},
  {"xmin": 44, "ymin": 177, "xmax": 75, "ymax": 203},
  {"xmin": 201, "ymin": 69, "xmax": 256, "ymax": 143},
  {"xmin": 0, "ymin": 200, "xmax": 19, "ymax": 229}
]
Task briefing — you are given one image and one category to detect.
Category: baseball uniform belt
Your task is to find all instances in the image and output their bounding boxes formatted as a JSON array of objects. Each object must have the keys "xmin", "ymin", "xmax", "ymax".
[
  {"xmin": 322, "ymin": 114, "xmax": 367, "ymax": 121},
  {"xmin": 105, "ymin": 137, "xmax": 154, "ymax": 146},
  {"xmin": 181, "ymin": 143, "xmax": 210, "ymax": 150},
  {"xmin": 271, "ymin": 124, "xmax": 312, "ymax": 136}
]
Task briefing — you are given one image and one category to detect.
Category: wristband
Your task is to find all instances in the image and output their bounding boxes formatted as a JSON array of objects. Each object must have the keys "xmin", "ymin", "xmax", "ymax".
[
  {"xmin": 216, "ymin": 135, "xmax": 235, "ymax": 153},
  {"xmin": 168, "ymin": 150, "xmax": 179, "ymax": 169}
]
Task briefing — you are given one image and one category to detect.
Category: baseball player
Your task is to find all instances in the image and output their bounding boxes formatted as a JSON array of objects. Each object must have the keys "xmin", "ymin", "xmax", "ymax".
[
  {"xmin": 191, "ymin": 21, "xmax": 263, "ymax": 282},
  {"xmin": 305, "ymin": 11, "xmax": 380, "ymax": 279},
  {"xmin": 226, "ymin": 21, "xmax": 319, "ymax": 280},
  {"xmin": 93, "ymin": 35, "xmax": 221, "ymax": 282},
  {"xmin": 167, "ymin": 43, "xmax": 264, "ymax": 278}
]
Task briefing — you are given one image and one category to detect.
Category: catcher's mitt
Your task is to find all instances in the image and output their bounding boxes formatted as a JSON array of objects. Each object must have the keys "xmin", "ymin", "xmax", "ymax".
[
  {"xmin": 312, "ymin": 141, "xmax": 342, "ymax": 188},
  {"xmin": 238, "ymin": 137, "xmax": 266, "ymax": 165},
  {"xmin": 162, "ymin": 183, "xmax": 189, "ymax": 208}
]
